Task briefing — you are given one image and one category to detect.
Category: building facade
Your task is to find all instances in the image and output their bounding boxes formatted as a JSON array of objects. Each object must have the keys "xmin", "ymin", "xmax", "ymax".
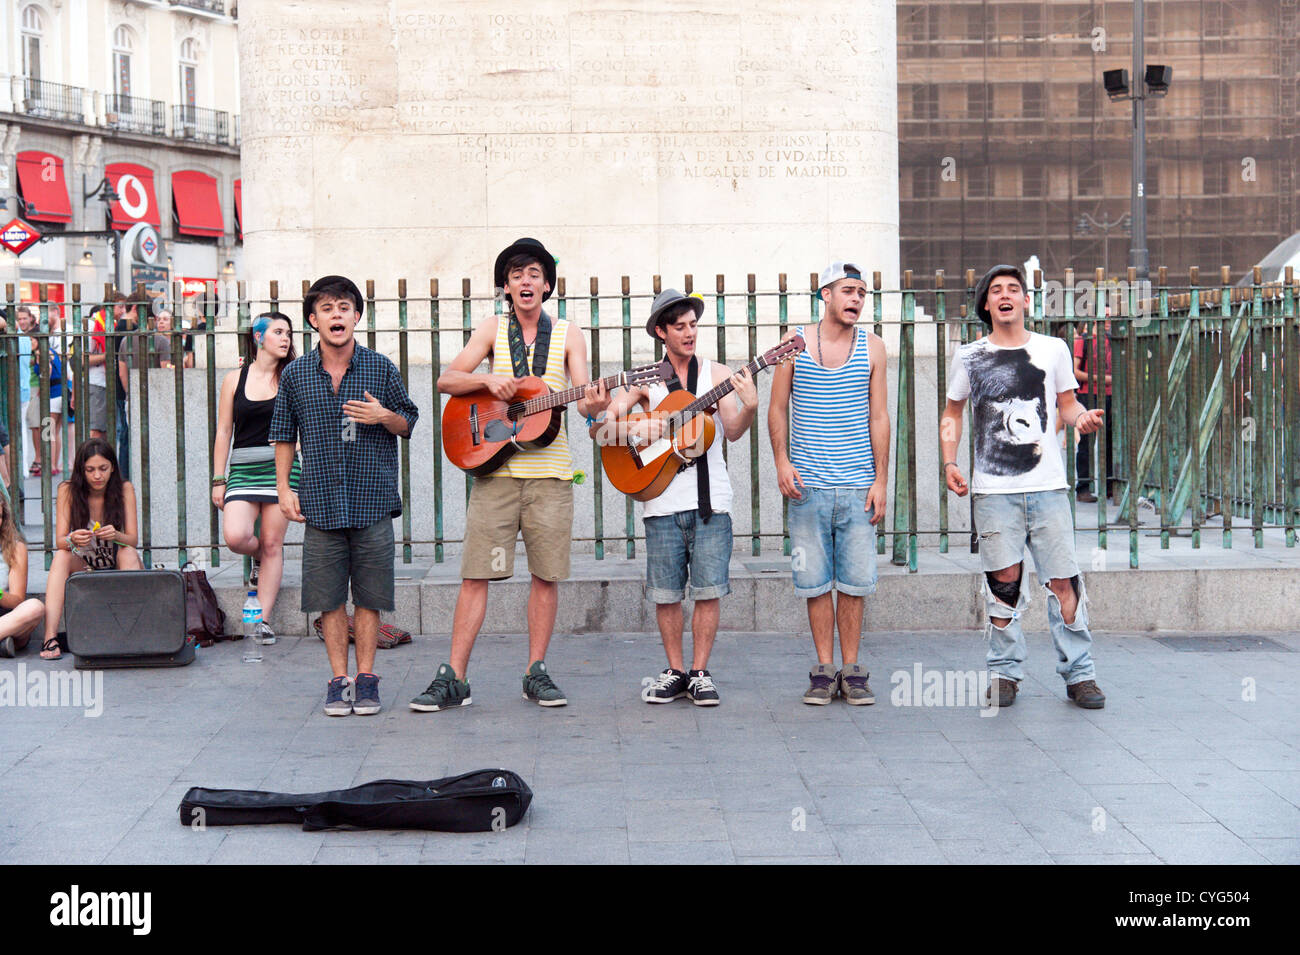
[
  {"xmin": 898, "ymin": 0, "xmax": 1298, "ymax": 284},
  {"xmin": 1, "ymin": 0, "xmax": 241, "ymax": 321}
]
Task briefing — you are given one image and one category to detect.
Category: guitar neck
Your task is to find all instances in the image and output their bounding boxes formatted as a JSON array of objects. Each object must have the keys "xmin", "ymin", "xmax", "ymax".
[
  {"xmin": 682, "ymin": 355, "xmax": 768, "ymax": 417},
  {"xmin": 519, "ymin": 370, "xmax": 631, "ymax": 415}
]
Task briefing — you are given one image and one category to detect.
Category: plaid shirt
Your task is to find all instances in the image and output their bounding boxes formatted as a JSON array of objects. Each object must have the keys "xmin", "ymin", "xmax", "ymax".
[{"xmin": 269, "ymin": 344, "xmax": 419, "ymax": 530}]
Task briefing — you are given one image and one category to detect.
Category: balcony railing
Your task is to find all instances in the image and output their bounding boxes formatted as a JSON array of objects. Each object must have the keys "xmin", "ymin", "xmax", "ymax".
[
  {"xmin": 172, "ymin": 104, "xmax": 231, "ymax": 145},
  {"xmin": 105, "ymin": 93, "xmax": 167, "ymax": 136},
  {"xmin": 21, "ymin": 77, "xmax": 86, "ymax": 124},
  {"xmin": 169, "ymin": 0, "xmax": 226, "ymax": 13}
]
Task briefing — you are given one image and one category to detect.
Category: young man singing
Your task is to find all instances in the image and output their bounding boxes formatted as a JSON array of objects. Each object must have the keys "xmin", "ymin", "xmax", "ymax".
[
  {"xmin": 411, "ymin": 237, "xmax": 610, "ymax": 712},
  {"xmin": 592, "ymin": 289, "xmax": 758, "ymax": 706},
  {"xmin": 940, "ymin": 264, "xmax": 1107, "ymax": 709},
  {"xmin": 769, "ymin": 262, "xmax": 890, "ymax": 705},
  {"xmin": 271, "ymin": 275, "xmax": 419, "ymax": 717}
]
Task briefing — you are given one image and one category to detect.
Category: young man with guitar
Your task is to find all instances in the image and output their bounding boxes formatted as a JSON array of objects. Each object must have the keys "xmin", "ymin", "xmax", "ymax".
[
  {"xmin": 412, "ymin": 237, "xmax": 611, "ymax": 712},
  {"xmin": 769, "ymin": 262, "xmax": 890, "ymax": 706},
  {"xmin": 594, "ymin": 289, "xmax": 759, "ymax": 706}
]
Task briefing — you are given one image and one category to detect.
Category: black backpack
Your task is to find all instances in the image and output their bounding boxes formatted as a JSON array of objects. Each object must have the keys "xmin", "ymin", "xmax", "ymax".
[{"xmin": 178, "ymin": 770, "xmax": 532, "ymax": 832}]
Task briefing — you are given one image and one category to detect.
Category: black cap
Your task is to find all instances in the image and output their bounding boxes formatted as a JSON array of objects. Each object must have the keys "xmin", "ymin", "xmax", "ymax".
[
  {"xmin": 494, "ymin": 237, "xmax": 557, "ymax": 302},
  {"xmin": 302, "ymin": 275, "xmax": 364, "ymax": 325},
  {"xmin": 974, "ymin": 264, "xmax": 1027, "ymax": 327}
]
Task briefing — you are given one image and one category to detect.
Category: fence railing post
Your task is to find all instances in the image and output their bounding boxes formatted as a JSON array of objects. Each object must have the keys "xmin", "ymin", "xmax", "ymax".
[
  {"xmin": 590, "ymin": 277, "xmax": 603, "ymax": 560},
  {"xmin": 934, "ymin": 270, "xmax": 948, "ymax": 554},
  {"xmin": 777, "ymin": 272, "xmax": 790, "ymax": 557},
  {"xmin": 892, "ymin": 270, "xmax": 917, "ymax": 572},
  {"xmin": 398, "ymin": 278, "xmax": 412, "ymax": 564},
  {"xmin": 620, "ymin": 275, "xmax": 634, "ymax": 559},
  {"xmin": 430, "ymin": 278, "xmax": 444, "ymax": 563}
]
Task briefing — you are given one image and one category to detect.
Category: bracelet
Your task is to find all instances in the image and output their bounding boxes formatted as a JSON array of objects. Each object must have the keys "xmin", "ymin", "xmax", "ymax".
[
  {"xmin": 211, "ymin": 476, "xmax": 227, "ymax": 486},
  {"xmin": 943, "ymin": 461, "xmax": 959, "ymax": 471},
  {"xmin": 585, "ymin": 412, "xmax": 606, "ymax": 427}
]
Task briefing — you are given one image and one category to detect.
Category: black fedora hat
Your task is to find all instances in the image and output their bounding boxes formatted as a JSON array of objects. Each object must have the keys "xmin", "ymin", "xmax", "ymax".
[
  {"xmin": 302, "ymin": 275, "xmax": 364, "ymax": 325},
  {"xmin": 494, "ymin": 237, "xmax": 557, "ymax": 302},
  {"xmin": 973, "ymin": 264, "xmax": 1027, "ymax": 327},
  {"xmin": 646, "ymin": 288, "xmax": 705, "ymax": 338}
]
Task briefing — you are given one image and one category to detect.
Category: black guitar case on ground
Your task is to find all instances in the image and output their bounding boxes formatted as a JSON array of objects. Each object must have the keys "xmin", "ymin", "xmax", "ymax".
[
  {"xmin": 178, "ymin": 770, "xmax": 533, "ymax": 832},
  {"xmin": 65, "ymin": 569, "xmax": 195, "ymax": 669}
]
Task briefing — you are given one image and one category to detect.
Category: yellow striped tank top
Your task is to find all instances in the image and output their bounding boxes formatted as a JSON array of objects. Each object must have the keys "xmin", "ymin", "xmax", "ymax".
[{"xmin": 493, "ymin": 313, "xmax": 574, "ymax": 480}]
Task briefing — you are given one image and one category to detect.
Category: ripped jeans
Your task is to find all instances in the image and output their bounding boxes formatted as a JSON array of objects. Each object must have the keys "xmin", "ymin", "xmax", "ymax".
[{"xmin": 972, "ymin": 490, "xmax": 1096, "ymax": 686}]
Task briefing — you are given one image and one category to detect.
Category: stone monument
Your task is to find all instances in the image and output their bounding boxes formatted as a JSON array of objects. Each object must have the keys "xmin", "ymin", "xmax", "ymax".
[{"xmin": 238, "ymin": 0, "xmax": 899, "ymax": 331}]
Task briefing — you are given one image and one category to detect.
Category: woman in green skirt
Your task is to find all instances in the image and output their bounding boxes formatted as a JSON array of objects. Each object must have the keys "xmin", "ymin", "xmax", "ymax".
[{"xmin": 212, "ymin": 312, "xmax": 301, "ymax": 643}]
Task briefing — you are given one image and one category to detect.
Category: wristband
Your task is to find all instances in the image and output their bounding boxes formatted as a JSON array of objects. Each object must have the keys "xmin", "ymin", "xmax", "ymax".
[
  {"xmin": 943, "ymin": 461, "xmax": 959, "ymax": 471},
  {"xmin": 585, "ymin": 412, "xmax": 606, "ymax": 427},
  {"xmin": 211, "ymin": 476, "xmax": 227, "ymax": 486}
]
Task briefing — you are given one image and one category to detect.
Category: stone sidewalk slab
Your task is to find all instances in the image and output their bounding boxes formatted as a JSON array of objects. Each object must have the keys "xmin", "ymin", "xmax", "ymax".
[{"xmin": 1, "ymin": 628, "xmax": 1297, "ymax": 864}]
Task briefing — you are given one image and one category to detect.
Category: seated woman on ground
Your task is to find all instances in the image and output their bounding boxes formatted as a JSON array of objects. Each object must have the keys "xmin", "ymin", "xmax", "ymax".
[
  {"xmin": 0, "ymin": 490, "xmax": 46, "ymax": 658},
  {"xmin": 39, "ymin": 437, "xmax": 142, "ymax": 660},
  {"xmin": 211, "ymin": 311, "xmax": 299, "ymax": 643}
]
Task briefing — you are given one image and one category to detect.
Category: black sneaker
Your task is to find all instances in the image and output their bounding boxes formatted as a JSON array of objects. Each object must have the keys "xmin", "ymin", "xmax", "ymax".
[
  {"xmin": 522, "ymin": 661, "xmax": 567, "ymax": 707},
  {"xmin": 249, "ymin": 558, "xmax": 261, "ymax": 588},
  {"xmin": 410, "ymin": 663, "xmax": 471, "ymax": 712},
  {"xmin": 643, "ymin": 668, "xmax": 688, "ymax": 703},
  {"xmin": 0, "ymin": 636, "xmax": 14, "ymax": 658},
  {"xmin": 687, "ymin": 670, "xmax": 720, "ymax": 706}
]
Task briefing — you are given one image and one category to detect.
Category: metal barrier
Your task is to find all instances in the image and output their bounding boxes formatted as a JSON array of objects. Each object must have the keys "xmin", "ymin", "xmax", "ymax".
[{"xmin": 2, "ymin": 268, "xmax": 1295, "ymax": 574}]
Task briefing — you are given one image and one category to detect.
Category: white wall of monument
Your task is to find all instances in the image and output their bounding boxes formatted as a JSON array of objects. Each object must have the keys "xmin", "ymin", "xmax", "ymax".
[{"xmin": 238, "ymin": 0, "xmax": 900, "ymax": 363}]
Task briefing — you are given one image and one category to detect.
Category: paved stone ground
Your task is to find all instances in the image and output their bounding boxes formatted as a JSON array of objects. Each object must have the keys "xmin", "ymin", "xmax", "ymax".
[{"xmin": 2, "ymin": 627, "xmax": 1297, "ymax": 865}]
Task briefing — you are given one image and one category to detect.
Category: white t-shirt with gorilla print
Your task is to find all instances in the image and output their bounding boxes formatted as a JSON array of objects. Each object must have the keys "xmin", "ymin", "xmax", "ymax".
[{"xmin": 946, "ymin": 331, "xmax": 1078, "ymax": 494}]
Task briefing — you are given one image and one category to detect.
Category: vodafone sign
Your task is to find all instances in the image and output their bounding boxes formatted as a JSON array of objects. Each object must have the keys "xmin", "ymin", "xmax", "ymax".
[{"xmin": 105, "ymin": 162, "xmax": 161, "ymax": 229}]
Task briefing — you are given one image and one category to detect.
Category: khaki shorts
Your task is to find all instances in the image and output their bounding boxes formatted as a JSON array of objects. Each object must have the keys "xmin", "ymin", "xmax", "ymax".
[{"xmin": 461, "ymin": 475, "xmax": 574, "ymax": 581}]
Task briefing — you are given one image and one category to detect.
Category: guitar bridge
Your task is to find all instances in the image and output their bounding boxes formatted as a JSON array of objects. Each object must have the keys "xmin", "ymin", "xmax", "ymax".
[{"xmin": 469, "ymin": 404, "xmax": 480, "ymax": 446}]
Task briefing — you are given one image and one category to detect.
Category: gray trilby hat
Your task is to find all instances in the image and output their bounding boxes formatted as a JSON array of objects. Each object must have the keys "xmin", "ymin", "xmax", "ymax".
[{"xmin": 645, "ymin": 288, "xmax": 705, "ymax": 338}]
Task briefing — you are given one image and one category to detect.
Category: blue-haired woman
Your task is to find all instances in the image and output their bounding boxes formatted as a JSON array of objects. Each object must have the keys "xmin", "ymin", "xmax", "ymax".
[{"xmin": 212, "ymin": 312, "xmax": 301, "ymax": 642}]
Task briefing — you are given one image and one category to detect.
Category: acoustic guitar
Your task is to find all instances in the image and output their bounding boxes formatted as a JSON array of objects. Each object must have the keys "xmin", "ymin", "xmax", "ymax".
[
  {"xmin": 601, "ymin": 335, "xmax": 805, "ymax": 501},
  {"xmin": 443, "ymin": 363, "xmax": 665, "ymax": 476}
]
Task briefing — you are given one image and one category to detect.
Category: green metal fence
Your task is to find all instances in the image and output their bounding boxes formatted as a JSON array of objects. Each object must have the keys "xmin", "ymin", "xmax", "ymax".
[{"xmin": 2, "ymin": 268, "xmax": 1296, "ymax": 575}]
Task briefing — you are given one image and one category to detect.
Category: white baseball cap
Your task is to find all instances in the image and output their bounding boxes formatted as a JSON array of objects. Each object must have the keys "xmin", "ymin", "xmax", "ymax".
[{"xmin": 819, "ymin": 261, "xmax": 866, "ymax": 291}]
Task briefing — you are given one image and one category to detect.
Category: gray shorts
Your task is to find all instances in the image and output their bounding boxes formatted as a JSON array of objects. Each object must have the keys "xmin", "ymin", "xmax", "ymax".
[
  {"xmin": 86, "ymin": 384, "xmax": 108, "ymax": 432},
  {"xmin": 300, "ymin": 518, "xmax": 396, "ymax": 613}
]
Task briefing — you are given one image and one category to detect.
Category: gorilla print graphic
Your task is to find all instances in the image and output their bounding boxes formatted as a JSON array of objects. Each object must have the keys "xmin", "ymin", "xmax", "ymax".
[{"xmin": 964, "ymin": 347, "xmax": 1048, "ymax": 477}]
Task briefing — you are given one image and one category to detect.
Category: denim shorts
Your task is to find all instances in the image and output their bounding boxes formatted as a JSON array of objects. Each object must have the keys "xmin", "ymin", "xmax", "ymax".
[
  {"xmin": 787, "ymin": 486, "xmax": 878, "ymax": 598},
  {"xmin": 972, "ymin": 489, "xmax": 1080, "ymax": 582},
  {"xmin": 301, "ymin": 517, "xmax": 396, "ymax": 613},
  {"xmin": 644, "ymin": 510, "xmax": 733, "ymax": 604}
]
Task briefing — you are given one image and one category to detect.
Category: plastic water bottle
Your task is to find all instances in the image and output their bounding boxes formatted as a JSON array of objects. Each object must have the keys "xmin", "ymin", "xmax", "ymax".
[{"xmin": 242, "ymin": 591, "xmax": 263, "ymax": 662}]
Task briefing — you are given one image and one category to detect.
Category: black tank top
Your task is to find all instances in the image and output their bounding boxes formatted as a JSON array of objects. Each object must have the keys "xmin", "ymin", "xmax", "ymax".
[{"xmin": 232, "ymin": 362, "xmax": 279, "ymax": 449}]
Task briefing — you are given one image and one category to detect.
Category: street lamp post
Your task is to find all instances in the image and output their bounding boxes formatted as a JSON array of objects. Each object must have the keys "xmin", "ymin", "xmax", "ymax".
[{"xmin": 1102, "ymin": 0, "xmax": 1171, "ymax": 283}]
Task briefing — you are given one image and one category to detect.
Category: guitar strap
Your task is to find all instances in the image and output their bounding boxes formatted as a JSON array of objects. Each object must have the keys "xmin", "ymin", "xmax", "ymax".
[
  {"xmin": 662, "ymin": 355, "xmax": 712, "ymax": 523},
  {"xmin": 507, "ymin": 310, "xmax": 553, "ymax": 378}
]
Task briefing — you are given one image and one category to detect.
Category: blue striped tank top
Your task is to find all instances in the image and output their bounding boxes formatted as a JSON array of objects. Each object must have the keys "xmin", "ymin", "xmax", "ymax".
[{"xmin": 789, "ymin": 325, "xmax": 877, "ymax": 488}]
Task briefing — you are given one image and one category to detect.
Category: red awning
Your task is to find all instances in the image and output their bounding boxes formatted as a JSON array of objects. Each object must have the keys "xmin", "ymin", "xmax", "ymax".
[
  {"xmin": 233, "ymin": 178, "xmax": 242, "ymax": 241},
  {"xmin": 172, "ymin": 170, "xmax": 224, "ymax": 238},
  {"xmin": 105, "ymin": 162, "xmax": 161, "ymax": 230},
  {"xmin": 15, "ymin": 151, "xmax": 73, "ymax": 223}
]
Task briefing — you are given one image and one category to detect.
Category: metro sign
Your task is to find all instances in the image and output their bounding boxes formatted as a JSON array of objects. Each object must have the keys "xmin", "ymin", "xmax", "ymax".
[
  {"xmin": 0, "ymin": 217, "xmax": 42, "ymax": 256},
  {"xmin": 141, "ymin": 233, "xmax": 157, "ymax": 258}
]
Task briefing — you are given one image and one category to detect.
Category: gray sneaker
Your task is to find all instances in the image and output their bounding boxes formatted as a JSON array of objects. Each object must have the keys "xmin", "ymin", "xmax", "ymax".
[
  {"xmin": 254, "ymin": 621, "xmax": 276, "ymax": 646},
  {"xmin": 803, "ymin": 663, "xmax": 837, "ymax": 705},
  {"xmin": 522, "ymin": 661, "xmax": 567, "ymax": 707},
  {"xmin": 837, "ymin": 664, "xmax": 875, "ymax": 705}
]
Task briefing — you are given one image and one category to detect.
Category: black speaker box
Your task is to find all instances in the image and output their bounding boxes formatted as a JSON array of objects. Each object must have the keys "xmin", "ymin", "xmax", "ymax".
[{"xmin": 65, "ymin": 569, "xmax": 194, "ymax": 669}]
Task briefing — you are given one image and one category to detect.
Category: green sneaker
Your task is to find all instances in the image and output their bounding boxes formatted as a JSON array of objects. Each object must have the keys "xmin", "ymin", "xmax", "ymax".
[
  {"xmin": 522, "ymin": 661, "xmax": 567, "ymax": 707},
  {"xmin": 409, "ymin": 663, "xmax": 471, "ymax": 712}
]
